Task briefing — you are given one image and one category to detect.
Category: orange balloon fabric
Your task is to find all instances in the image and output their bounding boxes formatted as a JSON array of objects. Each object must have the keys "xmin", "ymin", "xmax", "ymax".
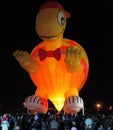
[{"xmin": 30, "ymin": 39, "xmax": 88, "ymax": 111}]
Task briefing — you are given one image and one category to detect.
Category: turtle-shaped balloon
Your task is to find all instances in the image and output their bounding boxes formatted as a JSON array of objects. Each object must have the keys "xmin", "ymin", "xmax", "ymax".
[{"xmin": 13, "ymin": 1, "xmax": 89, "ymax": 112}]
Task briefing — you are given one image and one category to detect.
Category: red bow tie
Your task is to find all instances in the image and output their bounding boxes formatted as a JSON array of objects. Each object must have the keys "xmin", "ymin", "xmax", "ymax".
[{"xmin": 39, "ymin": 48, "xmax": 61, "ymax": 61}]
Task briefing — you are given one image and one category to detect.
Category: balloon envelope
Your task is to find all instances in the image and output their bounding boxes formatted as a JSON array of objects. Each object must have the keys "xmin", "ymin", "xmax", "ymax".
[{"xmin": 14, "ymin": 1, "xmax": 89, "ymax": 112}]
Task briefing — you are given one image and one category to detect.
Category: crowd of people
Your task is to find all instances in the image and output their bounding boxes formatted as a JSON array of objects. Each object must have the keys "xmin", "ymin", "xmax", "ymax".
[{"xmin": 0, "ymin": 110, "xmax": 113, "ymax": 130}]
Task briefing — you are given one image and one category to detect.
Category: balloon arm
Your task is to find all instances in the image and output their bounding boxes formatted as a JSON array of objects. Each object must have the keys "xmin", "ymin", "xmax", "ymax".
[
  {"xmin": 64, "ymin": 47, "xmax": 82, "ymax": 73},
  {"xmin": 12, "ymin": 50, "xmax": 39, "ymax": 73}
]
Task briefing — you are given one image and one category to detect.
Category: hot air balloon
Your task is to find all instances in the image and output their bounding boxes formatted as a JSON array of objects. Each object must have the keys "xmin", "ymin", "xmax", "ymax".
[
  {"xmin": 23, "ymin": 95, "xmax": 48, "ymax": 114},
  {"xmin": 13, "ymin": 1, "xmax": 89, "ymax": 112}
]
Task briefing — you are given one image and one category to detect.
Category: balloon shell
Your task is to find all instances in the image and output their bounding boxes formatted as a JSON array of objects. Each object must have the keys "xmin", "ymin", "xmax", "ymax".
[
  {"xmin": 64, "ymin": 96, "xmax": 84, "ymax": 114},
  {"xmin": 23, "ymin": 95, "xmax": 48, "ymax": 114}
]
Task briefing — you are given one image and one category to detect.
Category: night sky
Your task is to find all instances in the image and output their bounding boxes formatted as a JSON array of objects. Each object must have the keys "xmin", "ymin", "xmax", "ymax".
[{"xmin": 0, "ymin": 0, "xmax": 113, "ymax": 112}]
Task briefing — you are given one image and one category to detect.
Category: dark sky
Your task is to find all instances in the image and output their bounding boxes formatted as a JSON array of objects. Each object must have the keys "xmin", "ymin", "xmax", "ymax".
[{"xmin": 0, "ymin": 0, "xmax": 113, "ymax": 112}]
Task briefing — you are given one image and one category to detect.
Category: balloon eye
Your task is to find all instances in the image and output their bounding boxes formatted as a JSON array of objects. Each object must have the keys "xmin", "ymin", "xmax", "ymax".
[{"xmin": 57, "ymin": 11, "xmax": 65, "ymax": 26}]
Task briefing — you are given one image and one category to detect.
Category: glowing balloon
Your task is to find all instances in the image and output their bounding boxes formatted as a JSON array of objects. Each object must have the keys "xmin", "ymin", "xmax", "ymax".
[
  {"xmin": 13, "ymin": 1, "xmax": 89, "ymax": 112},
  {"xmin": 64, "ymin": 96, "xmax": 84, "ymax": 115},
  {"xmin": 23, "ymin": 95, "xmax": 48, "ymax": 114}
]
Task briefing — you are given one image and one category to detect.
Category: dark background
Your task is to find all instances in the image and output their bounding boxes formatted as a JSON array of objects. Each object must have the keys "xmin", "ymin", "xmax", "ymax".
[{"xmin": 0, "ymin": 0, "xmax": 113, "ymax": 112}]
